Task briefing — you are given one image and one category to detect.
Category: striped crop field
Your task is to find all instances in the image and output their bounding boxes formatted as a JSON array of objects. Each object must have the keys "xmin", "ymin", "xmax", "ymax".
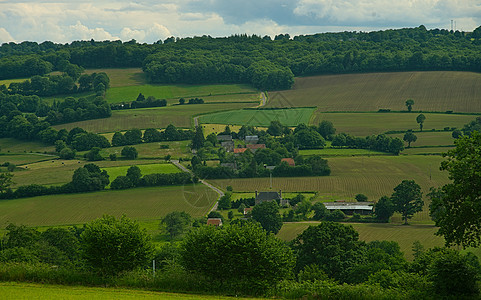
[
  {"xmin": 210, "ymin": 155, "xmax": 450, "ymax": 222},
  {"xmin": 0, "ymin": 184, "xmax": 217, "ymax": 227},
  {"xmin": 299, "ymin": 148, "xmax": 388, "ymax": 156},
  {"xmin": 198, "ymin": 107, "xmax": 315, "ymax": 127},
  {"xmin": 311, "ymin": 112, "xmax": 476, "ymax": 136},
  {"xmin": 387, "ymin": 131, "xmax": 455, "ymax": 147},
  {"xmin": 98, "ymin": 140, "xmax": 192, "ymax": 160},
  {"xmin": 102, "ymin": 163, "xmax": 181, "ymax": 184},
  {"xmin": 267, "ymin": 71, "xmax": 481, "ymax": 113},
  {"xmin": 53, "ymin": 102, "xmax": 255, "ymax": 133}
]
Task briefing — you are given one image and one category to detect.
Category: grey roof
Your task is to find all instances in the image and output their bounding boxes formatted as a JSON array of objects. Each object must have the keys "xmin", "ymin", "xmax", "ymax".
[
  {"xmin": 256, "ymin": 192, "xmax": 281, "ymax": 201},
  {"xmin": 217, "ymin": 135, "xmax": 232, "ymax": 141},
  {"xmin": 244, "ymin": 135, "xmax": 259, "ymax": 143},
  {"xmin": 323, "ymin": 202, "xmax": 374, "ymax": 211}
]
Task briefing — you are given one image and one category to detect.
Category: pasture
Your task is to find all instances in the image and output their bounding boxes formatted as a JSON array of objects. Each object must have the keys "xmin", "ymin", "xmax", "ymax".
[
  {"xmin": 311, "ymin": 112, "xmax": 476, "ymax": 136},
  {"xmin": 0, "ymin": 282, "xmax": 255, "ymax": 300},
  {"xmin": 388, "ymin": 131, "xmax": 455, "ymax": 147},
  {"xmin": 277, "ymin": 222, "xmax": 445, "ymax": 260},
  {"xmin": 53, "ymin": 102, "xmax": 255, "ymax": 133},
  {"xmin": 267, "ymin": 71, "xmax": 481, "ymax": 113},
  {"xmin": 0, "ymin": 154, "xmax": 53, "ymax": 166},
  {"xmin": 299, "ymin": 148, "xmax": 388, "ymax": 156},
  {"xmin": 198, "ymin": 108, "xmax": 315, "ymax": 127},
  {"xmin": 9, "ymin": 159, "xmax": 174, "ymax": 188},
  {"xmin": 0, "ymin": 184, "xmax": 217, "ymax": 227},
  {"xmin": 210, "ymin": 155, "xmax": 450, "ymax": 222},
  {"xmin": 99, "ymin": 140, "xmax": 192, "ymax": 159},
  {"xmin": 102, "ymin": 163, "xmax": 181, "ymax": 184},
  {"xmin": 0, "ymin": 138, "xmax": 55, "ymax": 154}
]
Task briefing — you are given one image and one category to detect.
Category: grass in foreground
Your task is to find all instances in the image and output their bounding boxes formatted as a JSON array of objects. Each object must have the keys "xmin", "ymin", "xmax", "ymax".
[
  {"xmin": 0, "ymin": 282, "xmax": 253, "ymax": 300},
  {"xmin": 267, "ymin": 71, "xmax": 481, "ymax": 113},
  {"xmin": 198, "ymin": 107, "xmax": 315, "ymax": 127},
  {"xmin": 0, "ymin": 184, "xmax": 217, "ymax": 227}
]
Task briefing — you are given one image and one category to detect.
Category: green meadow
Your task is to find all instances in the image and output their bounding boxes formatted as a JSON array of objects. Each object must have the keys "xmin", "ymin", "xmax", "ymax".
[{"xmin": 102, "ymin": 163, "xmax": 181, "ymax": 184}]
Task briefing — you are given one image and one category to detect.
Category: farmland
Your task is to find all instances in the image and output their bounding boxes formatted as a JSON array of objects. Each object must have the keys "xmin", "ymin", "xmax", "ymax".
[
  {"xmin": 53, "ymin": 102, "xmax": 255, "ymax": 132},
  {"xmin": 198, "ymin": 107, "xmax": 316, "ymax": 127},
  {"xmin": 102, "ymin": 163, "xmax": 181, "ymax": 184},
  {"xmin": 210, "ymin": 155, "xmax": 450, "ymax": 222},
  {"xmin": 0, "ymin": 185, "xmax": 217, "ymax": 227},
  {"xmin": 0, "ymin": 138, "xmax": 55, "ymax": 154},
  {"xmin": 299, "ymin": 148, "xmax": 388, "ymax": 156},
  {"xmin": 98, "ymin": 140, "xmax": 192, "ymax": 159},
  {"xmin": 311, "ymin": 112, "xmax": 476, "ymax": 136},
  {"xmin": 266, "ymin": 71, "xmax": 481, "ymax": 113}
]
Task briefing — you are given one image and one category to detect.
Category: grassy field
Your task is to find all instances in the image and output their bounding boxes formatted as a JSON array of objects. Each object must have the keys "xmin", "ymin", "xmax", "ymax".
[
  {"xmin": 0, "ymin": 138, "xmax": 55, "ymax": 154},
  {"xmin": 388, "ymin": 131, "xmax": 455, "ymax": 147},
  {"xmin": 311, "ymin": 112, "xmax": 476, "ymax": 136},
  {"xmin": 98, "ymin": 141, "xmax": 192, "ymax": 160},
  {"xmin": 9, "ymin": 159, "xmax": 176, "ymax": 188},
  {"xmin": 210, "ymin": 155, "xmax": 450, "ymax": 222},
  {"xmin": 402, "ymin": 146, "xmax": 454, "ymax": 155},
  {"xmin": 0, "ymin": 282, "xmax": 254, "ymax": 300},
  {"xmin": 0, "ymin": 154, "xmax": 54, "ymax": 166},
  {"xmin": 198, "ymin": 108, "xmax": 315, "ymax": 127},
  {"xmin": 102, "ymin": 163, "xmax": 181, "ymax": 184},
  {"xmin": 0, "ymin": 184, "xmax": 217, "ymax": 227},
  {"xmin": 299, "ymin": 148, "xmax": 389, "ymax": 156},
  {"xmin": 277, "ymin": 222, "xmax": 445, "ymax": 260},
  {"xmin": 267, "ymin": 71, "xmax": 481, "ymax": 113},
  {"xmin": 0, "ymin": 78, "xmax": 28, "ymax": 86},
  {"xmin": 53, "ymin": 103, "xmax": 255, "ymax": 132},
  {"xmin": 231, "ymin": 192, "xmax": 316, "ymax": 201}
]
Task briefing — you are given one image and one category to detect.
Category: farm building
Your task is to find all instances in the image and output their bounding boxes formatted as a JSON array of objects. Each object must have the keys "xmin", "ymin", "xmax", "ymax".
[
  {"xmin": 255, "ymin": 190, "xmax": 289, "ymax": 206},
  {"xmin": 207, "ymin": 218, "xmax": 223, "ymax": 226},
  {"xmin": 281, "ymin": 158, "xmax": 295, "ymax": 166},
  {"xmin": 323, "ymin": 202, "xmax": 374, "ymax": 215},
  {"xmin": 245, "ymin": 135, "xmax": 259, "ymax": 144},
  {"xmin": 234, "ymin": 148, "xmax": 248, "ymax": 154},
  {"xmin": 247, "ymin": 144, "xmax": 266, "ymax": 152},
  {"xmin": 217, "ymin": 135, "xmax": 233, "ymax": 142},
  {"xmin": 221, "ymin": 141, "xmax": 234, "ymax": 152}
]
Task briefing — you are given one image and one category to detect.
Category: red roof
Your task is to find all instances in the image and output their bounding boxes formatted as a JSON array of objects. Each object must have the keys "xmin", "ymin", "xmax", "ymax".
[
  {"xmin": 281, "ymin": 158, "xmax": 295, "ymax": 166},
  {"xmin": 234, "ymin": 148, "xmax": 248, "ymax": 153},
  {"xmin": 207, "ymin": 218, "xmax": 223, "ymax": 226},
  {"xmin": 243, "ymin": 207, "xmax": 253, "ymax": 215},
  {"xmin": 246, "ymin": 144, "xmax": 266, "ymax": 149}
]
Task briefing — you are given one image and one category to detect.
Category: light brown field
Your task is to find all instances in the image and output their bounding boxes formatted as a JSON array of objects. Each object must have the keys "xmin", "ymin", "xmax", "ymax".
[{"xmin": 267, "ymin": 71, "xmax": 481, "ymax": 113}]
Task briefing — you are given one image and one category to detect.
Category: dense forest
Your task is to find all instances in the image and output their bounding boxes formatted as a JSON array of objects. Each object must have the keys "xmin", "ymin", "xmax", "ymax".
[{"xmin": 1, "ymin": 26, "xmax": 481, "ymax": 90}]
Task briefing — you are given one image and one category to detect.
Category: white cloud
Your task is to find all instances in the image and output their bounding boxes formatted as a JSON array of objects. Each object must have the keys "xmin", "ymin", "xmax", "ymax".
[
  {"xmin": 0, "ymin": 27, "xmax": 14, "ymax": 43},
  {"xmin": 69, "ymin": 21, "xmax": 118, "ymax": 41}
]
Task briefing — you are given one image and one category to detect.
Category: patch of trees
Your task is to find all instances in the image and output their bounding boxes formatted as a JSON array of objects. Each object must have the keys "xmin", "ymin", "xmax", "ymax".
[
  {"xmin": 111, "ymin": 125, "xmax": 192, "ymax": 147},
  {"xmin": 0, "ymin": 163, "xmax": 110, "ymax": 199},
  {"xmin": 110, "ymin": 165, "xmax": 197, "ymax": 190},
  {"xmin": 332, "ymin": 132, "xmax": 404, "ymax": 155},
  {"xmin": 178, "ymin": 97, "xmax": 204, "ymax": 105},
  {"xmin": 110, "ymin": 93, "xmax": 167, "ymax": 110}
]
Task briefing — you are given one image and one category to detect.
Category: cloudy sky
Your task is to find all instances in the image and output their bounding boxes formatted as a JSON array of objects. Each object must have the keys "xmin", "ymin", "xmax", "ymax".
[{"xmin": 0, "ymin": 0, "xmax": 480, "ymax": 44}]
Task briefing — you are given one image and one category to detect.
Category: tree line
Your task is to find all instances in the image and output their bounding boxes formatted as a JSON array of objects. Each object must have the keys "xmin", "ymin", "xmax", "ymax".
[{"xmin": 2, "ymin": 26, "xmax": 481, "ymax": 89}]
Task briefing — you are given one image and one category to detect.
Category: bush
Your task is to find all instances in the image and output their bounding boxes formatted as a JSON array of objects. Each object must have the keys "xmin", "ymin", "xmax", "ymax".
[{"xmin": 121, "ymin": 146, "xmax": 138, "ymax": 160}]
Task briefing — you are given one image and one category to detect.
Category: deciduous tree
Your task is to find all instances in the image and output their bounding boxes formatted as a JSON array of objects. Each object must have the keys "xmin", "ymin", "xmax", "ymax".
[{"xmin": 391, "ymin": 180, "xmax": 423, "ymax": 225}]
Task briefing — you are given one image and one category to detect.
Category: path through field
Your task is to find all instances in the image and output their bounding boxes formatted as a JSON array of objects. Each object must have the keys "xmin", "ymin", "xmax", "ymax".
[{"xmin": 171, "ymin": 160, "xmax": 224, "ymax": 213}]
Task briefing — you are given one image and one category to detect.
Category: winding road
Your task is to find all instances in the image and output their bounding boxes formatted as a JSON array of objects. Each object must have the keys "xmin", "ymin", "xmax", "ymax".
[{"xmin": 171, "ymin": 160, "xmax": 224, "ymax": 213}]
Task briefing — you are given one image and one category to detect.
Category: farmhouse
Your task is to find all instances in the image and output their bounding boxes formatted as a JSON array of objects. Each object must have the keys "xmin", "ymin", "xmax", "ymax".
[
  {"xmin": 207, "ymin": 218, "xmax": 223, "ymax": 226},
  {"xmin": 323, "ymin": 202, "xmax": 374, "ymax": 215},
  {"xmin": 255, "ymin": 190, "xmax": 289, "ymax": 206},
  {"xmin": 234, "ymin": 148, "xmax": 248, "ymax": 154},
  {"xmin": 217, "ymin": 135, "xmax": 233, "ymax": 142},
  {"xmin": 281, "ymin": 158, "xmax": 295, "ymax": 166},
  {"xmin": 244, "ymin": 135, "xmax": 259, "ymax": 144},
  {"xmin": 247, "ymin": 144, "xmax": 266, "ymax": 152},
  {"xmin": 221, "ymin": 141, "xmax": 234, "ymax": 152}
]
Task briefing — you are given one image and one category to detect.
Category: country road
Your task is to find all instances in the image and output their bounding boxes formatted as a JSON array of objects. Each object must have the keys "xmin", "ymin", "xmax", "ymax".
[{"xmin": 171, "ymin": 160, "xmax": 224, "ymax": 213}]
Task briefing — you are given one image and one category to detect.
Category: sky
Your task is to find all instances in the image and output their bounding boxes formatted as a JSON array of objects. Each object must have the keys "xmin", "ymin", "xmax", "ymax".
[{"xmin": 0, "ymin": 0, "xmax": 480, "ymax": 44}]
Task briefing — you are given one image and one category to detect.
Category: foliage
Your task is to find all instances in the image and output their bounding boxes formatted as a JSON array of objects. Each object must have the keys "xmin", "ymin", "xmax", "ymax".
[
  {"xmin": 217, "ymin": 192, "xmax": 232, "ymax": 210},
  {"xmin": 374, "ymin": 196, "xmax": 395, "ymax": 222},
  {"xmin": 403, "ymin": 131, "xmax": 417, "ymax": 147},
  {"xmin": 0, "ymin": 172, "xmax": 13, "ymax": 194},
  {"xmin": 355, "ymin": 194, "xmax": 368, "ymax": 202},
  {"xmin": 252, "ymin": 201, "xmax": 283, "ymax": 234},
  {"xmin": 181, "ymin": 222, "xmax": 295, "ymax": 293},
  {"xmin": 416, "ymin": 114, "xmax": 426, "ymax": 131},
  {"xmin": 405, "ymin": 99, "xmax": 414, "ymax": 112},
  {"xmin": 332, "ymin": 133, "xmax": 404, "ymax": 155},
  {"xmin": 81, "ymin": 215, "xmax": 153, "ymax": 276},
  {"xmin": 429, "ymin": 131, "xmax": 481, "ymax": 247},
  {"xmin": 292, "ymin": 222, "xmax": 364, "ymax": 282},
  {"xmin": 85, "ymin": 147, "xmax": 103, "ymax": 161},
  {"xmin": 121, "ymin": 146, "xmax": 138, "ymax": 160},
  {"xmin": 162, "ymin": 211, "xmax": 193, "ymax": 240},
  {"xmin": 391, "ymin": 180, "xmax": 423, "ymax": 225}
]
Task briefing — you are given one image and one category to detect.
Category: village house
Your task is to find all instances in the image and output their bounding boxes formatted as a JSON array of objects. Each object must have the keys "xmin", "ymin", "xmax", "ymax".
[
  {"xmin": 244, "ymin": 135, "xmax": 259, "ymax": 144},
  {"xmin": 221, "ymin": 141, "xmax": 234, "ymax": 152},
  {"xmin": 281, "ymin": 158, "xmax": 295, "ymax": 166},
  {"xmin": 216, "ymin": 135, "xmax": 233, "ymax": 142},
  {"xmin": 246, "ymin": 143, "xmax": 266, "ymax": 153},
  {"xmin": 255, "ymin": 190, "xmax": 289, "ymax": 206},
  {"xmin": 207, "ymin": 218, "xmax": 223, "ymax": 226}
]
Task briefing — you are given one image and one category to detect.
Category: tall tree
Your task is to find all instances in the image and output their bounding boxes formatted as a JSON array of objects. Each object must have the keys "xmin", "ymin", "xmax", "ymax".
[
  {"xmin": 251, "ymin": 201, "xmax": 283, "ymax": 234},
  {"xmin": 391, "ymin": 180, "xmax": 423, "ymax": 225},
  {"xmin": 429, "ymin": 131, "xmax": 481, "ymax": 247},
  {"xmin": 162, "ymin": 211, "xmax": 192, "ymax": 240},
  {"xmin": 191, "ymin": 126, "xmax": 205, "ymax": 150},
  {"xmin": 416, "ymin": 114, "xmax": 426, "ymax": 131},
  {"xmin": 374, "ymin": 196, "xmax": 395, "ymax": 222},
  {"xmin": 403, "ymin": 131, "xmax": 417, "ymax": 147},
  {"xmin": 405, "ymin": 99, "xmax": 415, "ymax": 112}
]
